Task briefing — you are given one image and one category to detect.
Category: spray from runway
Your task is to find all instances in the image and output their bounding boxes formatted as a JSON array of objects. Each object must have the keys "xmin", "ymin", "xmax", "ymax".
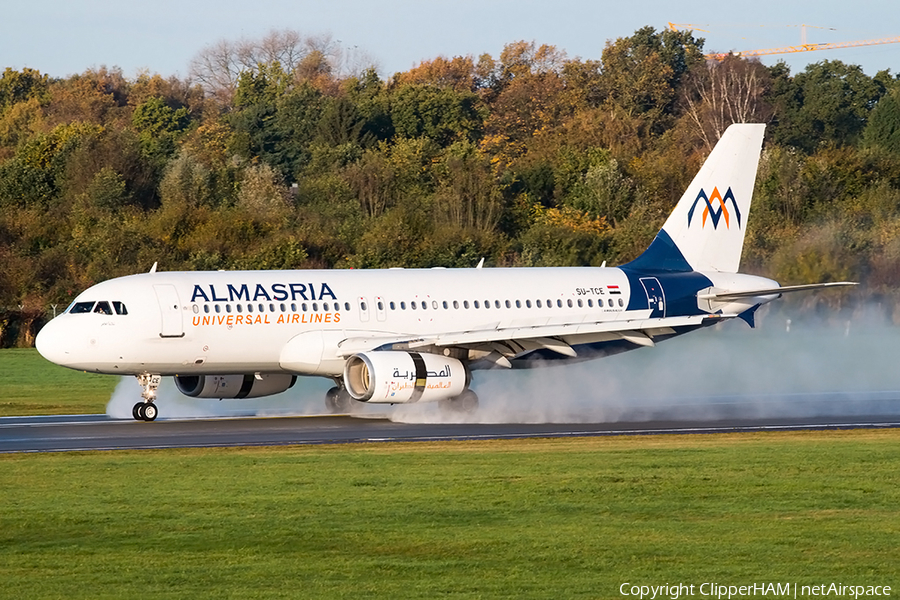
[
  {"xmin": 391, "ymin": 303, "xmax": 900, "ymax": 424},
  {"xmin": 107, "ymin": 304, "xmax": 900, "ymax": 424}
]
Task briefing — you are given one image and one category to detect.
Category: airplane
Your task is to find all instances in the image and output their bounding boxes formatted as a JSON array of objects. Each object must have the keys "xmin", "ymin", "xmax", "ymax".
[{"xmin": 35, "ymin": 123, "xmax": 855, "ymax": 421}]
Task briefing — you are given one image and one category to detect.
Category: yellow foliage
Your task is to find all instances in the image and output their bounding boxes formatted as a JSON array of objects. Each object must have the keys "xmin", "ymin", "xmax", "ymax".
[{"xmin": 533, "ymin": 204, "xmax": 609, "ymax": 235}]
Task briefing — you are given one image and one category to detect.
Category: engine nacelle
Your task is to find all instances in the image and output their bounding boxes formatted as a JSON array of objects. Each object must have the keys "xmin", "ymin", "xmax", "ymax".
[
  {"xmin": 343, "ymin": 351, "xmax": 468, "ymax": 403},
  {"xmin": 174, "ymin": 374, "xmax": 297, "ymax": 399}
]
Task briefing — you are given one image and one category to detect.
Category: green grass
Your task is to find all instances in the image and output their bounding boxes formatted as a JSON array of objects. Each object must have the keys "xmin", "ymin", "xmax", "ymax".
[
  {"xmin": 0, "ymin": 349, "xmax": 116, "ymax": 415},
  {"xmin": 1, "ymin": 432, "xmax": 899, "ymax": 599}
]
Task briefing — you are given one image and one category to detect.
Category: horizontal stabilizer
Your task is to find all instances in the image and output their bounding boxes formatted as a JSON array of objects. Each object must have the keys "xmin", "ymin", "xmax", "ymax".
[{"xmin": 698, "ymin": 281, "xmax": 857, "ymax": 301}]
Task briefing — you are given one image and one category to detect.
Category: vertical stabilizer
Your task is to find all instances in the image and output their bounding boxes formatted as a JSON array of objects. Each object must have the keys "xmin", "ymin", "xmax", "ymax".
[{"xmin": 624, "ymin": 123, "xmax": 766, "ymax": 274}]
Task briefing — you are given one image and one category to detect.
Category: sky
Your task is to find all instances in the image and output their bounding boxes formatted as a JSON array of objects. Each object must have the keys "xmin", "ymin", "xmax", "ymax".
[{"xmin": 3, "ymin": 0, "xmax": 900, "ymax": 81}]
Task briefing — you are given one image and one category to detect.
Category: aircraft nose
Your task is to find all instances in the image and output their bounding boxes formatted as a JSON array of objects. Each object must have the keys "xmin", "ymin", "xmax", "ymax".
[{"xmin": 35, "ymin": 318, "xmax": 72, "ymax": 367}]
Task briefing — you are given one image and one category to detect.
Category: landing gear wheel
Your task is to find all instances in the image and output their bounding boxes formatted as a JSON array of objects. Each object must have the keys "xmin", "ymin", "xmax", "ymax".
[
  {"xmin": 325, "ymin": 387, "xmax": 353, "ymax": 414},
  {"xmin": 439, "ymin": 389, "xmax": 479, "ymax": 414},
  {"xmin": 132, "ymin": 402, "xmax": 158, "ymax": 421},
  {"xmin": 142, "ymin": 403, "xmax": 158, "ymax": 421}
]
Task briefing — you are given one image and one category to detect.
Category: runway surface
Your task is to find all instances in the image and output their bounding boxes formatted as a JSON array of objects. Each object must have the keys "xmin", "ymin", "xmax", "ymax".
[{"xmin": 3, "ymin": 396, "xmax": 900, "ymax": 453}]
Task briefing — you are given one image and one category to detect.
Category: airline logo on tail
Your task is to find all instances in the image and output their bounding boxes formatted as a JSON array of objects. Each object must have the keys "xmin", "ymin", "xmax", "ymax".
[{"xmin": 687, "ymin": 186, "xmax": 742, "ymax": 229}]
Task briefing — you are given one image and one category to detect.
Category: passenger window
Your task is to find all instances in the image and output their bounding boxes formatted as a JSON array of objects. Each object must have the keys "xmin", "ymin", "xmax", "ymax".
[
  {"xmin": 577, "ymin": 299, "xmax": 583, "ymax": 308},
  {"xmin": 291, "ymin": 303, "xmax": 297, "ymax": 311},
  {"xmin": 526, "ymin": 300, "xmax": 532, "ymax": 308},
  {"xmin": 313, "ymin": 303, "xmax": 319, "ymax": 312},
  {"xmin": 390, "ymin": 301, "xmax": 396, "ymax": 310},
  {"xmin": 323, "ymin": 303, "xmax": 330, "ymax": 311},
  {"xmin": 618, "ymin": 298, "xmax": 624, "ymax": 307},
  {"xmin": 280, "ymin": 303, "xmax": 286, "ymax": 312},
  {"xmin": 587, "ymin": 299, "xmax": 593, "ymax": 308},
  {"xmin": 474, "ymin": 301, "xmax": 480, "ymax": 309},
  {"xmin": 378, "ymin": 301, "xmax": 384, "ymax": 311},
  {"xmin": 344, "ymin": 302, "xmax": 351, "ymax": 311},
  {"xmin": 514, "ymin": 300, "xmax": 520, "ymax": 308},
  {"xmin": 203, "ymin": 304, "xmax": 210, "ymax": 314},
  {"xmin": 94, "ymin": 301, "xmax": 113, "ymax": 315},
  {"xmin": 112, "ymin": 301, "xmax": 128, "ymax": 315},
  {"xmin": 598, "ymin": 299, "xmax": 604, "ymax": 307},
  {"xmin": 269, "ymin": 303, "xmax": 276, "ymax": 312},
  {"xmin": 237, "ymin": 304, "xmax": 243, "ymax": 313},
  {"xmin": 421, "ymin": 301, "xmax": 427, "ymax": 311},
  {"xmin": 247, "ymin": 304, "xmax": 254, "ymax": 313},
  {"xmin": 453, "ymin": 300, "xmax": 459, "ymax": 309},
  {"xmin": 400, "ymin": 302, "xmax": 406, "ymax": 310},
  {"xmin": 215, "ymin": 304, "xmax": 221, "ymax": 313},
  {"xmin": 463, "ymin": 301, "xmax": 469, "ymax": 309},
  {"xmin": 411, "ymin": 301, "xmax": 417, "ymax": 310},
  {"xmin": 536, "ymin": 300, "xmax": 542, "ymax": 308},
  {"xmin": 567, "ymin": 299, "xmax": 573, "ymax": 308}
]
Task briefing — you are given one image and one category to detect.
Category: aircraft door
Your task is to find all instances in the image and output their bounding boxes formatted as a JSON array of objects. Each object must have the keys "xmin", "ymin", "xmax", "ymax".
[
  {"xmin": 375, "ymin": 296, "xmax": 387, "ymax": 322},
  {"xmin": 639, "ymin": 277, "xmax": 666, "ymax": 318},
  {"xmin": 153, "ymin": 284, "xmax": 184, "ymax": 338}
]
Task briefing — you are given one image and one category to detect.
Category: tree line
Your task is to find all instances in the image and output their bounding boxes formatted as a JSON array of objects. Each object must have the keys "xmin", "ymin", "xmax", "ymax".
[{"xmin": 1, "ymin": 26, "xmax": 899, "ymax": 346}]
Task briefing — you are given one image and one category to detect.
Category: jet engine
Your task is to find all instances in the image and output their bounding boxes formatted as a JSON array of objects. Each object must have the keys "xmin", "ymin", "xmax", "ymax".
[
  {"xmin": 174, "ymin": 374, "xmax": 297, "ymax": 399},
  {"xmin": 343, "ymin": 351, "xmax": 468, "ymax": 403}
]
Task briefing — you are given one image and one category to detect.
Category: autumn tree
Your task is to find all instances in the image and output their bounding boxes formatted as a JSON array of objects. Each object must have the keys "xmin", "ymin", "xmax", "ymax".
[
  {"xmin": 392, "ymin": 56, "xmax": 478, "ymax": 93},
  {"xmin": 599, "ymin": 27, "xmax": 704, "ymax": 134},
  {"xmin": 190, "ymin": 30, "xmax": 345, "ymax": 104},
  {"xmin": 680, "ymin": 55, "xmax": 773, "ymax": 150}
]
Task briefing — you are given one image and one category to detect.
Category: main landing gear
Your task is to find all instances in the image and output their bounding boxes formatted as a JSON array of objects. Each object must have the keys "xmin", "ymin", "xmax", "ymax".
[
  {"xmin": 439, "ymin": 389, "xmax": 479, "ymax": 414},
  {"xmin": 133, "ymin": 373, "xmax": 161, "ymax": 421},
  {"xmin": 325, "ymin": 386, "xmax": 354, "ymax": 414}
]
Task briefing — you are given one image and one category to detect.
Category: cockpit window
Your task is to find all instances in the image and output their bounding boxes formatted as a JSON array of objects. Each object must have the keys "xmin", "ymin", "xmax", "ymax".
[
  {"xmin": 67, "ymin": 300, "xmax": 128, "ymax": 315},
  {"xmin": 69, "ymin": 302, "xmax": 95, "ymax": 314},
  {"xmin": 94, "ymin": 301, "xmax": 113, "ymax": 315}
]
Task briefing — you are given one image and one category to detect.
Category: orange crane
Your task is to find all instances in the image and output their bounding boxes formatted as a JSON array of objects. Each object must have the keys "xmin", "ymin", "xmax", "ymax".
[{"xmin": 667, "ymin": 22, "xmax": 900, "ymax": 61}]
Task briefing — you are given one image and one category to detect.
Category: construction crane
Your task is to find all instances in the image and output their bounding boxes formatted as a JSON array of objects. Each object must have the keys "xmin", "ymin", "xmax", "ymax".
[{"xmin": 667, "ymin": 22, "xmax": 900, "ymax": 61}]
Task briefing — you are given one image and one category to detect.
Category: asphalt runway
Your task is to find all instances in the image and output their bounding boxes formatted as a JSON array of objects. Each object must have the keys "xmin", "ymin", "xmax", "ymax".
[{"xmin": 3, "ymin": 394, "xmax": 900, "ymax": 453}]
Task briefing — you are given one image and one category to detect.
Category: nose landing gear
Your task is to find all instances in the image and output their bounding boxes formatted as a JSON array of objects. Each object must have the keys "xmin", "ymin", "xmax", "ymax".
[{"xmin": 133, "ymin": 374, "xmax": 161, "ymax": 421}]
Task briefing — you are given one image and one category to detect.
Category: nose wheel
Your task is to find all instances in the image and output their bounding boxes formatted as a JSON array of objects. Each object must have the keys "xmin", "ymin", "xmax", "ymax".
[{"xmin": 134, "ymin": 374, "xmax": 161, "ymax": 421}]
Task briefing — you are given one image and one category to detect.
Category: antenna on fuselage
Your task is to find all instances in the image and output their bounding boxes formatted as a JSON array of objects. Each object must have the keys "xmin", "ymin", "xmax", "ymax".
[
  {"xmin": 476, "ymin": 258, "xmax": 485, "ymax": 269},
  {"xmin": 149, "ymin": 262, "xmax": 158, "ymax": 274}
]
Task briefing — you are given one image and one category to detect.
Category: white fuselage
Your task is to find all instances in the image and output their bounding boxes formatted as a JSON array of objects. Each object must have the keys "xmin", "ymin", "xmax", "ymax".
[{"xmin": 35, "ymin": 266, "xmax": 776, "ymax": 378}]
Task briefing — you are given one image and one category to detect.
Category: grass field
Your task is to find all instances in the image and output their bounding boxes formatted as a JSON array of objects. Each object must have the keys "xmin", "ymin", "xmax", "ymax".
[
  {"xmin": 0, "ymin": 349, "xmax": 115, "ymax": 416},
  {"xmin": 1, "ymin": 431, "xmax": 898, "ymax": 599}
]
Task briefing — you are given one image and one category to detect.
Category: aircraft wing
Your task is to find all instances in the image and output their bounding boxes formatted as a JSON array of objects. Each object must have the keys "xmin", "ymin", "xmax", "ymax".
[{"xmin": 336, "ymin": 313, "xmax": 734, "ymax": 365}]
